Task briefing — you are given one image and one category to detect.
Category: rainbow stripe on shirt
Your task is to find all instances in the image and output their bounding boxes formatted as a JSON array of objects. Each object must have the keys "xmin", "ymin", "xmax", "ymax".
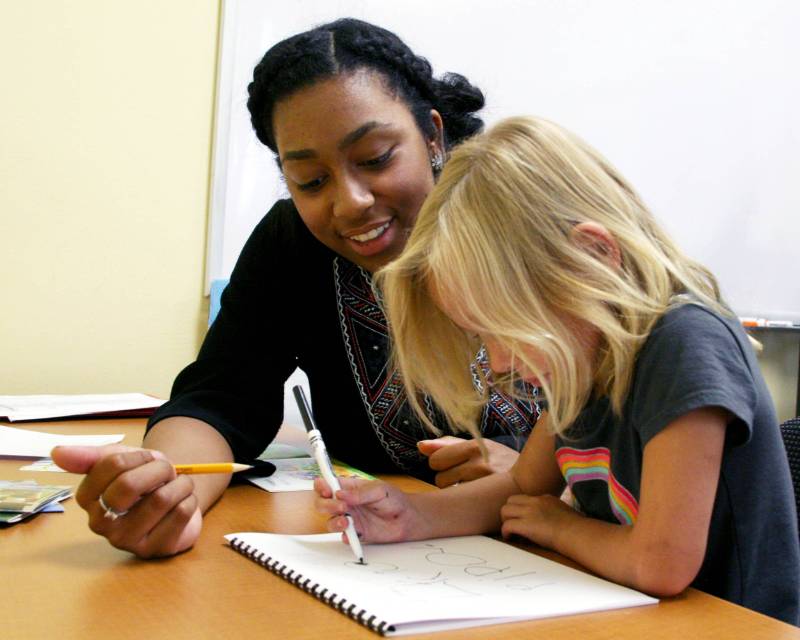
[{"xmin": 556, "ymin": 446, "xmax": 639, "ymax": 525}]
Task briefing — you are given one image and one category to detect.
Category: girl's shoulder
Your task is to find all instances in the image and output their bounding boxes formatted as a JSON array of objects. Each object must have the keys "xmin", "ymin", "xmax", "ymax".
[
  {"xmin": 640, "ymin": 302, "xmax": 757, "ymax": 388},
  {"xmin": 646, "ymin": 302, "xmax": 746, "ymax": 356},
  {"xmin": 631, "ymin": 302, "xmax": 761, "ymax": 446}
]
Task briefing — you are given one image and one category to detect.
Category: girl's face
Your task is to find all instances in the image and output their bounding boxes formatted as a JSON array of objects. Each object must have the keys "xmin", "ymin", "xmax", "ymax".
[
  {"xmin": 489, "ymin": 320, "xmax": 600, "ymax": 388},
  {"xmin": 482, "ymin": 335, "xmax": 551, "ymax": 388},
  {"xmin": 434, "ymin": 287, "xmax": 600, "ymax": 388},
  {"xmin": 272, "ymin": 70, "xmax": 443, "ymax": 272},
  {"xmin": 482, "ymin": 326, "xmax": 599, "ymax": 388}
]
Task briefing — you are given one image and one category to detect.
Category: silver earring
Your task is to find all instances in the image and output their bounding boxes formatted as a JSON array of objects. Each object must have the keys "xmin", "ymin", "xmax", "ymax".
[{"xmin": 430, "ymin": 153, "xmax": 443, "ymax": 174}]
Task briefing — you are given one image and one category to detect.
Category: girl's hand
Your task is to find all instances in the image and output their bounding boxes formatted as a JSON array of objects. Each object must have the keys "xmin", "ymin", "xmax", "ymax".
[
  {"xmin": 499, "ymin": 494, "xmax": 582, "ymax": 549},
  {"xmin": 313, "ymin": 477, "xmax": 423, "ymax": 544},
  {"xmin": 51, "ymin": 444, "xmax": 202, "ymax": 558},
  {"xmin": 418, "ymin": 436, "xmax": 519, "ymax": 487}
]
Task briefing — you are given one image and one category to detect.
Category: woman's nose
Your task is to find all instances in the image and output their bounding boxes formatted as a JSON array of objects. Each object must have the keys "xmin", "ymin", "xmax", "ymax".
[{"xmin": 333, "ymin": 173, "xmax": 375, "ymax": 218}]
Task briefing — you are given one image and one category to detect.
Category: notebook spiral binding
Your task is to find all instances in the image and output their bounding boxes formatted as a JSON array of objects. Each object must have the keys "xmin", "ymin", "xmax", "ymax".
[{"xmin": 229, "ymin": 537, "xmax": 392, "ymax": 636}]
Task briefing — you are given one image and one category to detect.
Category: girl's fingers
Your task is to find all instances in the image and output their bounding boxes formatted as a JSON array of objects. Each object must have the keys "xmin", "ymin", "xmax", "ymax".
[
  {"xmin": 500, "ymin": 518, "xmax": 526, "ymax": 540},
  {"xmin": 314, "ymin": 478, "xmax": 392, "ymax": 508},
  {"xmin": 326, "ymin": 515, "xmax": 351, "ymax": 533},
  {"xmin": 313, "ymin": 476, "xmax": 333, "ymax": 498},
  {"xmin": 338, "ymin": 479, "xmax": 393, "ymax": 505},
  {"xmin": 314, "ymin": 494, "xmax": 347, "ymax": 516}
]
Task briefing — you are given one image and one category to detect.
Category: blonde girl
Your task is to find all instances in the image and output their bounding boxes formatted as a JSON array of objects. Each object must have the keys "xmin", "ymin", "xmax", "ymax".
[{"xmin": 314, "ymin": 116, "xmax": 800, "ymax": 624}]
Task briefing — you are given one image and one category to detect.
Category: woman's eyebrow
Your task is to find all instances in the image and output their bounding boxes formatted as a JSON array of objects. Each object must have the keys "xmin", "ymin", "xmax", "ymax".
[
  {"xmin": 337, "ymin": 121, "xmax": 389, "ymax": 150},
  {"xmin": 281, "ymin": 148, "xmax": 316, "ymax": 162},
  {"xmin": 281, "ymin": 121, "xmax": 390, "ymax": 164}
]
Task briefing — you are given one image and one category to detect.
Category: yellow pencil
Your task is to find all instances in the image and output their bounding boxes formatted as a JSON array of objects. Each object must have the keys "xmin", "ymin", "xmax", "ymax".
[{"xmin": 173, "ymin": 462, "xmax": 253, "ymax": 475}]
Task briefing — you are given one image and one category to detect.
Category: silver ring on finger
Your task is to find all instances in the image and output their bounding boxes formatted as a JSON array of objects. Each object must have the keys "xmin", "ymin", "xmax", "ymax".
[{"xmin": 98, "ymin": 493, "xmax": 128, "ymax": 521}]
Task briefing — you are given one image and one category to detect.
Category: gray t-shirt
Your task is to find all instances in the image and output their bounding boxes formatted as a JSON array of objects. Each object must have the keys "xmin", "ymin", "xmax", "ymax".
[{"xmin": 555, "ymin": 303, "xmax": 800, "ymax": 624}]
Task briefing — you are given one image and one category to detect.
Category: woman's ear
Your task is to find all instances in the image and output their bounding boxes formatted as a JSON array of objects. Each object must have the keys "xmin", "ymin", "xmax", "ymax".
[
  {"xmin": 429, "ymin": 109, "xmax": 445, "ymax": 158},
  {"xmin": 570, "ymin": 221, "xmax": 622, "ymax": 269}
]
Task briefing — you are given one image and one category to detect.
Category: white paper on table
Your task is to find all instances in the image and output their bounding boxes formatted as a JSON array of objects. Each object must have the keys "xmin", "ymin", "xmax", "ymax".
[
  {"xmin": 0, "ymin": 425, "xmax": 124, "ymax": 458},
  {"xmin": 0, "ymin": 393, "xmax": 164, "ymax": 422},
  {"xmin": 19, "ymin": 458, "xmax": 66, "ymax": 472},
  {"xmin": 224, "ymin": 532, "xmax": 658, "ymax": 635},
  {"xmin": 246, "ymin": 457, "xmax": 319, "ymax": 492},
  {"xmin": 245, "ymin": 456, "xmax": 374, "ymax": 493},
  {"xmin": 258, "ymin": 442, "xmax": 309, "ymax": 460}
]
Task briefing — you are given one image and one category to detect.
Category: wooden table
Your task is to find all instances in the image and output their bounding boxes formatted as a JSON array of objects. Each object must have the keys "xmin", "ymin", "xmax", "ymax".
[{"xmin": 3, "ymin": 419, "xmax": 799, "ymax": 639}]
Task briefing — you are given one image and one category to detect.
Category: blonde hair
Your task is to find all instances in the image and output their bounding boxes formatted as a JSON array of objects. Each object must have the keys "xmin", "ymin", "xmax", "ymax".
[{"xmin": 377, "ymin": 116, "xmax": 728, "ymax": 437}]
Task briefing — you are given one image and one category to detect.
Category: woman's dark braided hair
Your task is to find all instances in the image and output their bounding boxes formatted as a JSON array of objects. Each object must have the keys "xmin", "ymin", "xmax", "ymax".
[{"xmin": 247, "ymin": 18, "xmax": 485, "ymax": 154}]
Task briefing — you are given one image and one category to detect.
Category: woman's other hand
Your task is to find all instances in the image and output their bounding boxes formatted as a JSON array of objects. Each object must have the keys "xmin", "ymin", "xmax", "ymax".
[
  {"xmin": 51, "ymin": 444, "xmax": 202, "ymax": 558},
  {"xmin": 418, "ymin": 436, "xmax": 519, "ymax": 487}
]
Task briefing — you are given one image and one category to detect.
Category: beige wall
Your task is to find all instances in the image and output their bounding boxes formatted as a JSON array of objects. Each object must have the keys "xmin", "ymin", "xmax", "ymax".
[
  {"xmin": 757, "ymin": 333, "xmax": 799, "ymax": 424},
  {"xmin": 1, "ymin": 1, "xmax": 797, "ymax": 421},
  {"xmin": 1, "ymin": 1, "xmax": 219, "ymax": 398}
]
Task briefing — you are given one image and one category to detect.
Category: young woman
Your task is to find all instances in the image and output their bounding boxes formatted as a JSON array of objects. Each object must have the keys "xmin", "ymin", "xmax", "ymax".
[
  {"xmin": 315, "ymin": 116, "xmax": 800, "ymax": 623},
  {"xmin": 51, "ymin": 19, "xmax": 539, "ymax": 558}
]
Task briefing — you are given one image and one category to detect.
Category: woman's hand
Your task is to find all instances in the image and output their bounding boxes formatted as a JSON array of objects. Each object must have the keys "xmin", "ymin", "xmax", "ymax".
[
  {"xmin": 51, "ymin": 444, "xmax": 202, "ymax": 558},
  {"xmin": 418, "ymin": 436, "xmax": 519, "ymax": 488},
  {"xmin": 500, "ymin": 494, "xmax": 581, "ymax": 549},
  {"xmin": 313, "ymin": 477, "xmax": 425, "ymax": 544}
]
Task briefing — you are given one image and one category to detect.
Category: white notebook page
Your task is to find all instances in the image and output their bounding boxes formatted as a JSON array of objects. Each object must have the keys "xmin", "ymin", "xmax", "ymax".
[{"xmin": 225, "ymin": 532, "xmax": 657, "ymax": 635}]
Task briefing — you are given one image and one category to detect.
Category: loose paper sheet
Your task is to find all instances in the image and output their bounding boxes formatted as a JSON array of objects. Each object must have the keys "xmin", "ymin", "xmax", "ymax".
[
  {"xmin": 19, "ymin": 458, "xmax": 66, "ymax": 472},
  {"xmin": 0, "ymin": 425, "xmax": 124, "ymax": 458},
  {"xmin": 0, "ymin": 393, "xmax": 164, "ymax": 422},
  {"xmin": 245, "ymin": 457, "xmax": 374, "ymax": 492}
]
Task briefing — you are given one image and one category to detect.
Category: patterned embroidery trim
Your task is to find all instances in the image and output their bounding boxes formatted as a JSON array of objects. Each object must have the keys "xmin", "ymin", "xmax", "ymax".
[
  {"xmin": 334, "ymin": 258, "xmax": 539, "ymax": 472},
  {"xmin": 334, "ymin": 257, "xmax": 432, "ymax": 472},
  {"xmin": 472, "ymin": 346, "xmax": 542, "ymax": 440}
]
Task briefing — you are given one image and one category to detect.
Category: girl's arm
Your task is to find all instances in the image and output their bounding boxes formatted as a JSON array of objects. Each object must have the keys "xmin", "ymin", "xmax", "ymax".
[
  {"xmin": 316, "ymin": 414, "xmax": 564, "ymax": 541},
  {"xmin": 501, "ymin": 406, "xmax": 727, "ymax": 596}
]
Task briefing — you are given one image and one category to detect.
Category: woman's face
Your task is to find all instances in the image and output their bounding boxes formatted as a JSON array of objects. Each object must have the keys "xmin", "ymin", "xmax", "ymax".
[{"xmin": 272, "ymin": 70, "xmax": 443, "ymax": 272}]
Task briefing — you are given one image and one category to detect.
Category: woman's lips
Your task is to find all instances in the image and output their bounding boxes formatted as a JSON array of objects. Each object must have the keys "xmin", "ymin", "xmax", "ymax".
[{"xmin": 343, "ymin": 218, "xmax": 396, "ymax": 256}]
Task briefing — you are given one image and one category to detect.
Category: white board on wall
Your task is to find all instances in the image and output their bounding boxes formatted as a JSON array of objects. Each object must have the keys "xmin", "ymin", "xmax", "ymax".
[{"xmin": 207, "ymin": 0, "xmax": 800, "ymax": 322}]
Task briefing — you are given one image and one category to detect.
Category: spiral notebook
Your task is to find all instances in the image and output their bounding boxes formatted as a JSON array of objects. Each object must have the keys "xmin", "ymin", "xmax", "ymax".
[{"xmin": 225, "ymin": 532, "xmax": 657, "ymax": 636}]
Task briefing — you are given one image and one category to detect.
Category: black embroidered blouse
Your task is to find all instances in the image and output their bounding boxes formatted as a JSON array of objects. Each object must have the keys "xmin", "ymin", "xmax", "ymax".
[{"xmin": 148, "ymin": 200, "xmax": 538, "ymax": 481}]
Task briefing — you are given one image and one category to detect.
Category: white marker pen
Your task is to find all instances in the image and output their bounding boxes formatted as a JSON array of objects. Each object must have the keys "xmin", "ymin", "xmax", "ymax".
[{"xmin": 292, "ymin": 385, "xmax": 366, "ymax": 564}]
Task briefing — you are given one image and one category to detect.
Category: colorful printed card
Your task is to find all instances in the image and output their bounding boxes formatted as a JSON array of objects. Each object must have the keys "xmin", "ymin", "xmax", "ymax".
[
  {"xmin": 245, "ymin": 456, "xmax": 374, "ymax": 492},
  {"xmin": 0, "ymin": 480, "xmax": 72, "ymax": 524}
]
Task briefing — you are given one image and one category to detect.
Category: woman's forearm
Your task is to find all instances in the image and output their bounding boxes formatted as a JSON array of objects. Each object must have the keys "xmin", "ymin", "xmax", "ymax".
[{"xmin": 143, "ymin": 417, "xmax": 235, "ymax": 513}]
